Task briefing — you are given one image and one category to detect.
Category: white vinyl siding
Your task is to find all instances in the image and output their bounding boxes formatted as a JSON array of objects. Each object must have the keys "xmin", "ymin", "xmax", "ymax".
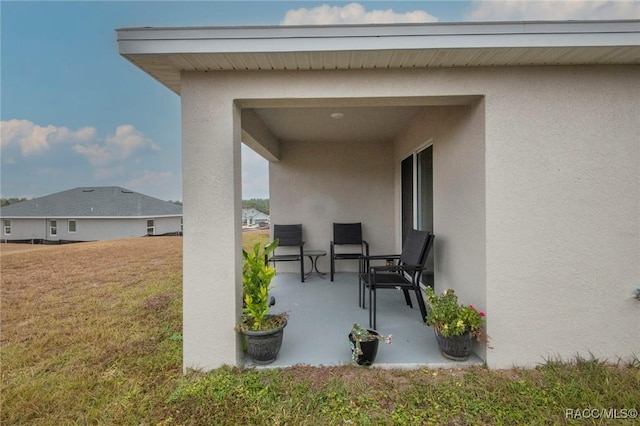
[{"xmin": 0, "ymin": 217, "xmax": 181, "ymax": 241}]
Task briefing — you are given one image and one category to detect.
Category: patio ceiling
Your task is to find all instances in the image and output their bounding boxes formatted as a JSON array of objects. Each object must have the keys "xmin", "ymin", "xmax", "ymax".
[
  {"xmin": 238, "ymin": 96, "xmax": 479, "ymax": 150},
  {"xmin": 253, "ymin": 105, "xmax": 423, "ymax": 144}
]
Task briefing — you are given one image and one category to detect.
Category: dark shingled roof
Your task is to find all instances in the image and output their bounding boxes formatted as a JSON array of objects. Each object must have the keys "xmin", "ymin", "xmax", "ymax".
[{"xmin": 0, "ymin": 187, "xmax": 182, "ymax": 218}]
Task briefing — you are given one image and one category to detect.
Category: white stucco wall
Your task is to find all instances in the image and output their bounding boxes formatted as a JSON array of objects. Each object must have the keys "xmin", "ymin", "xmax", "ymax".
[
  {"xmin": 393, "ymin": 103, "xmax": 488, "ymax": 361},
  {"xmin": 181, "ymin": 65, "xmax": 639, "ymax": 370},
  {"xmin": 181, "ymin": 72, "xmax": 244, "ymax": 370},
  {"xmin": 481, "ymin": 66, "xmax": 640, "ymax": 368},
  {"xmin": 270, "ymin": 139, "xmax": 396, "ymax": 273}
]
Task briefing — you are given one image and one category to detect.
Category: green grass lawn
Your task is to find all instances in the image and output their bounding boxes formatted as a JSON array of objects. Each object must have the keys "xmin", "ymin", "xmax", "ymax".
[{"xmin": 1, "ymin": 236, "xmax": 638, "ymax": 425}]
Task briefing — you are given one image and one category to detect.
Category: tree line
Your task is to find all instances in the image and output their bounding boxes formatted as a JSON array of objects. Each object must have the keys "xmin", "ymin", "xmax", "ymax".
[
  {"xmin": 1, "ymin": 198, "xmax": 29, "ymax": 207},
  {"xmin": 242, "ymin": 198, "xmax": 269, "ymax": 215}
]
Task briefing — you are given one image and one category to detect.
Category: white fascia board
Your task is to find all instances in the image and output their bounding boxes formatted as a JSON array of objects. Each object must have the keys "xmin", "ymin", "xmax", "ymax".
[{"xmin": 117, "ymin": 21, "xmax": 640, "ymax": 55}]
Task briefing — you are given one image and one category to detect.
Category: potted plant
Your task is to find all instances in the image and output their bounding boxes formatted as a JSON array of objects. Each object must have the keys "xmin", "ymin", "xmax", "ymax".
[
  {"xmin": 235, "ymin": 239, "xmax": 288, "ymax": 364},
  {"xmin": 425, "ymin": 287, "xmax": 486, "ymax": 361},
  {"xmin": 348, "ymin": 323, "xmax": 392, "ymax": 366}
]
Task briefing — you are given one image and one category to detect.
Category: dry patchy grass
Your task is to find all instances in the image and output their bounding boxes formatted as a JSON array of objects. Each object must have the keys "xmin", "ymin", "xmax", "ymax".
[
  {"xmin": 242, "ymin": 229, "xmax": 270, "ymax": 252},
  {"xmin": 1, "ymin": 237, "xmax": 183, "ymax": 424}
]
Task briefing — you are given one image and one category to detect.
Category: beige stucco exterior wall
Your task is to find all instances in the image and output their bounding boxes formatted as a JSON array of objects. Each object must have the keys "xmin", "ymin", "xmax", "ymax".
[
  {"xmin": 393, "ymin": 103, "xmax": 487, "ymax": 361},
  {"xmin": 270, "ymin": 139, "xmax": 395, "ymax": 273},
  {"xmin": 481, "ymin": 66, "xmax": 640, "ymax": 368},
  {"xmin": 181, "ymin": 73, "xmax": 244, "ymax": 370},
  {"xmin": 181, "ymin": 65, "xmax": 639, "ymax": 370}
]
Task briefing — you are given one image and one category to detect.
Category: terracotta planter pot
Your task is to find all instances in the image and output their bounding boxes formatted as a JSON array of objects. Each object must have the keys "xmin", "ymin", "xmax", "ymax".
[{"xmin": 434, "ymin": 328, "xmax": 474, "ymax": 361}]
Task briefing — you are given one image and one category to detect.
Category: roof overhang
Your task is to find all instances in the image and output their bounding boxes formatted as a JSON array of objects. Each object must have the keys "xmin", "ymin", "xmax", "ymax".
[{"xmin": 117, "ymin": 20, "xmax": 640, "ymax": 95}]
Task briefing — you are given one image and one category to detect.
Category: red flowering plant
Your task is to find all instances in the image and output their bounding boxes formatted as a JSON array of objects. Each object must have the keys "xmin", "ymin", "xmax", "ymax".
[{"xmin": 425, "ymin": 288, "xmax": 486, "ymax": 341}]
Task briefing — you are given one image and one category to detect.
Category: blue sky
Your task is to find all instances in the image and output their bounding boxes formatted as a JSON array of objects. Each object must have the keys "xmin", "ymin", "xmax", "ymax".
[{"xmin": 2, "ymin": 1, "xmax": 639, "ymax": 201}]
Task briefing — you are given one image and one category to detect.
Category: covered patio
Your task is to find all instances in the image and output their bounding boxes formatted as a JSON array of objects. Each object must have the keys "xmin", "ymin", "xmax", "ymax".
[
  {"xmin": 244, "ymin": 272, "xmax": 483, "ymax": 368},
  {"xmin": 117, "ymin": 20, "xmax": 640, "ymax": 371}
]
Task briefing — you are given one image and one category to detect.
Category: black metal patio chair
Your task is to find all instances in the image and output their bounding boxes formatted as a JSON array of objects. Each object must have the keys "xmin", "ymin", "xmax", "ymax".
[
  {"xmin": 358, "ymin": 229, "xmax": 434, "ymax": 329},
  {"xmin": 330, "ymin": 222, "xmax": 369, "ymax": 281},
  {"xmin": 265, "ymin": 224, "xmax": 305, "ymax": 282}
]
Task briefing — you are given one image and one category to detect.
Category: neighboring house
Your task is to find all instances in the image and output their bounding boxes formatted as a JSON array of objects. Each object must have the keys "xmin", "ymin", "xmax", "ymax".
[
  {"xmin": 242, "ymin": 208, "xmax": 269, "ymax": 226},
  {"xmin": 117, "ymin": 20, "xmax": 640, "ymax": 371},
  {"xmin": 0, "ymin": 186, "xmax": 182, "ymax": 243}
]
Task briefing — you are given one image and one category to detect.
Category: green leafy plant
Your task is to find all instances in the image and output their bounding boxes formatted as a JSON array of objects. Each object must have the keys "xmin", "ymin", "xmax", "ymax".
[
  {"xmin": 425, "ymin": 288, "xmax": 486, "ymax": 340},
  {"xmin": 236, "ymin": 239, "xmax": 287, "ymax": 332},
  {"xmin": 349, "ymin": 323, "xmax": 392, "ymax": 364}
]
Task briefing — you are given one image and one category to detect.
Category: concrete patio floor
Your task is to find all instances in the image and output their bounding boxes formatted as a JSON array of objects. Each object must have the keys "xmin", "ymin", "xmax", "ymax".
[{"xmin": 243, "ymin": 272, "xmax": 484, "ymax": 369}]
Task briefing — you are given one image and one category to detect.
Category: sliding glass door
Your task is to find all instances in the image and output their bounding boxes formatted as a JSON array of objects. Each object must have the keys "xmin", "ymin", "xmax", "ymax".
[
  {"xmin": 401, "ymin": 156, "xmax": 414, "ymax": 245},
  {"xmin": 401, "ymin": 144, "xmax": 434, "ymax": 273}
]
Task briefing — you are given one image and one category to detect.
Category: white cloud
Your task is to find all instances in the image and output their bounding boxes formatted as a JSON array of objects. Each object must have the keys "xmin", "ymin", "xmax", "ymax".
[
  {"xmin": 73, "ymin": 124, "xmax": 159, "ymax": 166},
  {"xmin": 49, "ymin": 125, "xmax": 97, "ymax": 144},
  {"xmin": 35, "ymin": 167, "xmax": 64, "ymax": 177},
  {"xmin": 74, "ymin": 144, "xmax": 112, "ymax": 167},
  {"xmin": 105, "ymin": 124, "xmax": 160, "ymax": 158},
  {"xmin": 126, "ymin": 170, "xmax": 173, "ymax": 187},
  {"xmin": 125, "ymin": 170, "xmax": 179, "ymax": 200},
  {"xmin": 464, "ymin": 0, "xmax": 640, "ymax": 21},
  {"xmin": 242, "ymin": 144, "xmax": 269, "ymax": 199},
  {"xmin": 1, "ymin": 119, "xmax": 174, "ymax": 199},
  {"xmin": 0, "ymin": 119, "xmax": 96, "ymax": 156},
  {"xmin": 93, "ymin": 165, "xmax": 124, "ymax": 180},
  {"xmin": 0, "ymin": 120, "xmax": 157, "ymax": 167},
  {"xmin": 281, "ymin": 2, "xmax": 438, "ymax": 25}
]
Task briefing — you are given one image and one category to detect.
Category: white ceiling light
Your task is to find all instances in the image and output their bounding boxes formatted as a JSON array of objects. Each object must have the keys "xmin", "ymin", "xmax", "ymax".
[{"xmin": 330, "ymin": 112, "xmax": 344, "ymax": 119}]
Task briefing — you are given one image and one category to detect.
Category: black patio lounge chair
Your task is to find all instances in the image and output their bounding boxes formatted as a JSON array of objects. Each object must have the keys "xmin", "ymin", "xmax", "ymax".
[
  {"xmin": 330, "ymin": 222, "xmax": 369, "ymax": 281},
  {"xmin": 358, "ymin": 229, "xmax": 434, "ymax": 329},
  {"xmin": 265, "ymin": 224, "xmax": 305, "ymax": 282}
]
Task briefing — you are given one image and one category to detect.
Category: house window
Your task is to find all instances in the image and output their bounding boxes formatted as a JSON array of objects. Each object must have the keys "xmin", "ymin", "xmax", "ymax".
[
  {"xmin": 3, "ymin": 219, "xmax": 10, "ymax": 235},
  {"xmin": 68, "ymin": 220, "xmax": 77, "ymax": 233},
  {"xmin": 147, "ymin": 219, "xmax": 155, "ymax": 236},
  {"xmin": 180, "ymin": 218, "xmax": 183, "ymax": 233},
  {"xmin": 50, "ymin": 220, "xmax": 57, "ymax": 236}
]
